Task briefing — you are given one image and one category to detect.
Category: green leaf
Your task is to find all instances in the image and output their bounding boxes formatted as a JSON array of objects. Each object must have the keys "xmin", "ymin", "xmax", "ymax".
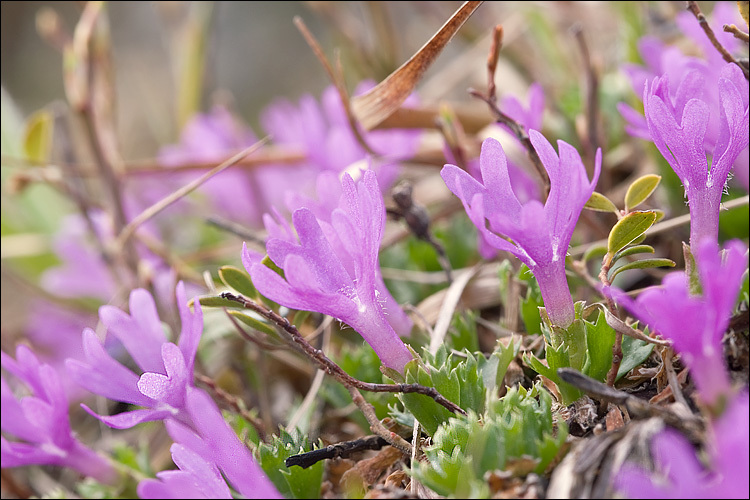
[
  {"xmin": 608, "ymin": 258, "xmax": 676, "ymax": 281},
  {"xmin": 218, "ymin": 265, "xmax": 258, "ymax": 298},
  {"xmin": 449, "ymin": 311, "xmax": 480, "ymax": 353},
  {"xmin": 257, "ymin": 429, "xmax": 324, "ymax": 499},
  {"xmin": 413, "ymin": 383, "xmax": 567, "ymax": 497},
  {"xmin": 617, "ymin": 335, "xmax": 654, "ymax": 381},
  {"xmin": 582, "ymin": 244, "xmax": 608, "ymax": 263},
  {"xmin": 23, "ymin": 110, "xmax": 53, "ymax": 163},
  {"xmin": 227, "ymin": 310, "xmax": 277, "ymax": 336},
  {"xmin": 190, "ymin": 295, "xmax": 242, "ymax": 309},
  {"xmin": 524, "ymin": 348, "xmax": 582, "ymax": 405},
  {"xmin": 481, "ymin": 339, "xmax": 517, "ymax": 393},
  {"xmin": 585, "ymin": 191, "xmax": 620, "ymax": 214},
  {"xmin": 399, "ymin": 360, "xmax": 454, "ymax": 436},
  {"xmin": 607, "ymin": 211, "xmax": 657, "ymax": 255},
  {"xmin": 582, "ymin": 310, "xmax": 615, "ymax": 383},
  {"xmin": 612, "ymin": 244, "xmax": 655, "ymax": 263},
  {"xmin": 624, "ymin": 174, "xmax": 661, "ymax": 212},
  {"xmin": 261, "ymin": 254, "xmax": 285, "ymax": 279}
]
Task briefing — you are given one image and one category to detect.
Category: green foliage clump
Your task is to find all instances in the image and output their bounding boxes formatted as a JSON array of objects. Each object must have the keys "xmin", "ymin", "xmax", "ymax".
[
  {"xmin": 256, "ymin": 428, "xmax": 324, "ymax": 500},
  {"xmin": 412, "ymin": 383, "xmax": 567, "ymax": 498}
]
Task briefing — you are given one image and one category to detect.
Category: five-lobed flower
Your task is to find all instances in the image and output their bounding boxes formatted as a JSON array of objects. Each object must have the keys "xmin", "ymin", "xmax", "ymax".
[
  {"xmin": 245, "ymin": 169, "xmax": 414, "ymax": 373},
  {"xmin": 66, "ymin": 282, "xmax": 203, "ymax": 429},
  {"xmin": 441, "ymin": 132, "xmax": 601, "ymax": 328},
  {"xmin": 643, "ymin": 64, "xmax": 749, "ymax": 248}
]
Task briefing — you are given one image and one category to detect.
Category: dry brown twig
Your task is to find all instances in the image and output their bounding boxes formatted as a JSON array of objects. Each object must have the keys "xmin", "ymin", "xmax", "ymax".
[
  {"xmin": 686, "ymin": 1, "xmax": 749, "ymax": 79},
  {"xmin": 723, "ymin": 23, "xmax": 750, "ymax": 43}
]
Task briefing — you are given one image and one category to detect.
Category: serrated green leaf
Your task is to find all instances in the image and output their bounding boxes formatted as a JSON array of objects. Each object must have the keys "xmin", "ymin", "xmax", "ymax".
[
  {"xmin": 582, "ymin": 310, "xmax": 615, "ymax": 383},
  {"xmin": 585, "ymin": 191, "xmax": 620, "ymax": 214},
  {"xmin": 625, "ymin": 174, "xmax": 661, "ymax": 212},
  {"xmin": 414, "ymin": 382, "xmax": 566, "ymax": 496},
  {"xmin": 608, "ymin": 258, "xmax": 676, "ymax": 280},
  {"xmin": 582, "ymin": 244, "xmax": 608, "ymax": 263},
  {"xmin": 227, "ymin": 310, "xmax": 277, "ymax": 336},
  {"xmin": 607, "ymin": 211, "xmax": 657, "ymax": 255},
  {"xmin": 612, "ymin": 244, "xmax": 655, "ymax": 263},
  {"xmin": 218, "ymin": 265, "xmax": 258, "ymax": 298},
  {"xmin": 449, "ymin": 311, "xmax": 480, "ymax": 352},
  {"xmin": 482, "ymin": 339, "xmax": 517, "ymax": 392},
  {"xmin": 23, "ymin": 110, "xmax": 53, "ymax": 163},
  {"xmin": 617, "ymin": 335, "xmax": 654, "ymax": 380},
  {"xmin": 257, "ymin": 430, "xmax": 324, "ymax": 499},
  {"xmin": 400, "ymin": 360, "xmax": 454, "ymax": 436}
]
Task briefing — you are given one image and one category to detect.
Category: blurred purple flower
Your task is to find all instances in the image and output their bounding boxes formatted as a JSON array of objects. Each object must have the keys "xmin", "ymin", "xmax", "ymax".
[
  {"xmin": 1, "ymin": 345, "xmax": 115, "ymax": 484},
  {"xmin": 281, "ymin": 170, "xmax": 413, "ymax": 337},
  {"xmin": 138, "ymin": 386, "xmax": 280, "ymax": 499},
  {"xmin": 615, "ymin": 391, "xmax": 749, "ymax": 499},
  {"xmin": 618, "ymin": 2, "xmax": 749, "ymax": 191},
  {"xmin": 25, "ymin": 300, "xmax": 92, "ymax": 400},
  {"xmin": 40, "ymin": 213, "xmax": 115, "ymax": 302},
  {"xmin": 66, "ymin": 282, "xmax": 203, "ymax": 429},
  {"xmin": 644, "ymin": 64, "xmax": 749, "ymax": 247},
  {"xmin": 606, "ymin": 239, "xmax": 747, "ymax": 407},
  {"xmin": 245, "ymin": 170, "xmax": 414, "ymax": 372},
  {"xmin": 442, "ymin": 133, "xmax": 600, "ymax": 328},
  {"xmin": 261, "ymin": 80, "xmax": 422, "ymax": 191}
]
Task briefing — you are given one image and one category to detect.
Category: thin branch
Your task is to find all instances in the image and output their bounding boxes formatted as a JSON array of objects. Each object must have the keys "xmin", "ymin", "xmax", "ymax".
[
  {"xmin": 293, "ymin": 16, "xmax": 375, "ymax": 155},
  {"xmin": 486, "ymin": 25, "xmax": 503, "ymax": 102},
  {"xmin": 686, "ymin": 1, "xmax": 749, "ymax": 79},
  {"xmin": 557, "ymin": 368, "xmax": 703, "ymax": 441},
  {"xmin": 347, "ymin": 387, "xmax": 412, "ymax": 455},
  {"xmin": 285, "ymin": 435, "xmax": 389, "ymax": 469},
  {"xmin": 114, "ymin": 138, "xmax": 268, "ymax": 250},
  {"xmin": 571, "ymin": 24, "xmax": 601, "ymax": 166},
  {"xmin": 724, "ymin": 23, "xmax": 750, "ymax": 43},
  {"xmin": 219, "ymin": 292, "xmax": 466, "ymax": 416},
  {"xmin": 468, "ymin": 88, "xmax": 550, "ymax": 195}
]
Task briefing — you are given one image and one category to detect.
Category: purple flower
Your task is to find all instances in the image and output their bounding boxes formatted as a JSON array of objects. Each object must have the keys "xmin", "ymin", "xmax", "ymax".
[
  {"xmin": 245, "ymin": 170, "xmax": 414, "ymax": 372},
  {"xmin": 606, "ymin": 239, "xmax": 747, "ymax": 407},
  {"xmin": 615, "ymin": 391, "xmax": 749, "ymax": 499},
  {"xmin": 454, "ymin": 84, "xmax": 545, "ymax": 258},
  {"xmin": 280, "ymin": 170, "xmax": 413, "ymax": 337},
  {"xmin": 66, "ymin": 282, "xmax": 203, "ymax": 429},
  {"xmin": 618, "ymin": 2, "xmax": 750, "ymax": 192},
  {"xmin": 25, "ymin": 300, "xmax": 92, "ymax": 400},
  {"xmin": 138, "ymin": 443, "xmax": 232, "ymax": 499},
  {"xmin": 1, "ymin": 345, "xmax": 115, "ymax": 484},
  {"xmin": 40, "ymin": 213, "xmax": 115, "ymax": 302},
  {"xmin": 261, "ymin": 80, "xmax": 422, "ymax": 191},
  {"xmin": 152, "ymin": 105, "xmax": 269, "ymax": 225},
  {"xmin": 139, "ymin": 386, "xmax": 281, "ymax": 499},
  {"xmin": 644, "ymin": 63, "xmax": 749, "ymax": 247},
  {"xmin": 442, "ymin": 133, "xmax": 601, "ymax": 328}
]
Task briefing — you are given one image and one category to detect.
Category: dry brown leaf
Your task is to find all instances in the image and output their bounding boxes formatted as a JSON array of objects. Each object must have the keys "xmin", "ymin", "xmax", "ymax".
[{"xmin": 352, "ymin": 1, "xmax": 483, "ymax": 130}]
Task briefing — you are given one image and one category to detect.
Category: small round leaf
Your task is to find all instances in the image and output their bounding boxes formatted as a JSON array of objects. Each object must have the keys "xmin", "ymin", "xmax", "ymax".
[
  {"xmin": 607, "ymin": 211, "xmax": 657, "ymax": 255},
  {"xmin": 585, "ymin": 192, "xmax": 620, "ymax": 214},
  {"xmin": 624, "ymin": 174, "xmax": 661, "ymax": 212}
]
